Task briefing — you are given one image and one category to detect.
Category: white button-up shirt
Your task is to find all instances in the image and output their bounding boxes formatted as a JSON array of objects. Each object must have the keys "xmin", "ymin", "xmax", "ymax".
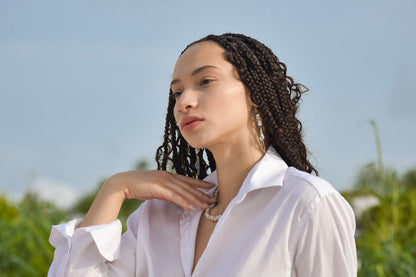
[{"xmin": 48, "ymin": 148, "xmax": 357, "ymax": 276}]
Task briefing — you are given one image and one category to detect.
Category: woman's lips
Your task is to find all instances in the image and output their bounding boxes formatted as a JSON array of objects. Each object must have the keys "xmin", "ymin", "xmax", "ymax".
[
  {"xmin": 180, "ymin": 116, "xmax": 204, "ymax": 132},
  {"xmin": 182, "ymin": 120, "xmax": 203, "ymax": 132}
]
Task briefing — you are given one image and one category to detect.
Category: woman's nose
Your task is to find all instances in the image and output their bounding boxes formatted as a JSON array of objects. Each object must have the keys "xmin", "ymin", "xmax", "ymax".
[{"xmin": 176, "ymin": 89, "xmax": 198, "ymax": 112}]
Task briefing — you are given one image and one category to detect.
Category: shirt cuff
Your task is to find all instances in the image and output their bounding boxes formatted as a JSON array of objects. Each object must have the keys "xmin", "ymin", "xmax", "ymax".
[{"xmin": 50, "ymin": 218, "xmax": 123, "ymax": 262}]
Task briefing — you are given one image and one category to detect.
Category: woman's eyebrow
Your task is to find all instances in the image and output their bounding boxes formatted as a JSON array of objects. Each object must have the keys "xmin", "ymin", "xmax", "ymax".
[{"xmin": 170, "ymin": 65, "xmax": 219, "ymax": 87}]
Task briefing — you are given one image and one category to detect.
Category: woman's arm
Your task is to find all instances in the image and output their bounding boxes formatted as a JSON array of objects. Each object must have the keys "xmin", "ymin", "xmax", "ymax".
[
  {"xmin": 80, "ymin": 170, "xmax": 216, "ymax": 228},
  {"xmin": 49, "ymin": 170, "xmax": 215, "ymax": 276},
  {"xmin": 293, "ymin": 192, "xmax": 357, "ymax": 276}
]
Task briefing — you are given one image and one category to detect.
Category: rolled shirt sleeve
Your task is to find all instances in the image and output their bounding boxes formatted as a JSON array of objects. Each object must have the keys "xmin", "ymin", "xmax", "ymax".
[{"xmin": 48, "ymin": 208, "xmax": 141, "ymax": 277}]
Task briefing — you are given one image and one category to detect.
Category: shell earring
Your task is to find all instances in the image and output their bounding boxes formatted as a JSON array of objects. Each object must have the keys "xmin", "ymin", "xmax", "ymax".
[{"xmin": 255, "ymin": 111, "xmax": 266, "ymax": 153}]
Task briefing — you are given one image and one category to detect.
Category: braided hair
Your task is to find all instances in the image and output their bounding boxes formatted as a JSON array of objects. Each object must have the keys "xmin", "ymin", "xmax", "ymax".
[{"xmin": 155, "ymin": 33, "xmax": 318, "ymax": 179}]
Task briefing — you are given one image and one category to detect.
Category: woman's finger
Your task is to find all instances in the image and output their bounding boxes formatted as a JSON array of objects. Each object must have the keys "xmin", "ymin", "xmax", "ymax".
[
  {"xmin": 151, "ymin": 185, "xmax": 202, "ymax": 210},
  {"xmin": 167, "ymin": 185, "xmax": 209, "ymax": 209},
  {"xmin": 166, "ymin": 174, "xmax": 217, "ymax": 203}
]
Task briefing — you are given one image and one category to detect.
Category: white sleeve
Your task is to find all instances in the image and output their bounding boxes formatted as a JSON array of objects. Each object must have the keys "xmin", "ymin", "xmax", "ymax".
[
  {"xmin": 48, "ymin": 208, "xmax": 142, "ymax": 277},
  {"xmin": 293, "ymin": 193, "xmax": 357, "ymax": 277}
]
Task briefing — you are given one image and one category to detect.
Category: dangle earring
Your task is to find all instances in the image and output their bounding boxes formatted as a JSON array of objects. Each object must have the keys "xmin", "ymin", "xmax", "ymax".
[
  {"xmin": 255, "ymin": 111, "xmax": 266, "ymax": 153},
  {"xmin": 195, "ymin": 148, "xmax": 201, "ymax": 179}
]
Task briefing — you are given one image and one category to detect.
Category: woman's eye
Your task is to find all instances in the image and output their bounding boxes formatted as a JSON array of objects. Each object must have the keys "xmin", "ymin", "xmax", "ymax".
[
  {"xmin": 172, "ymin": 91, "xmax": 182, "ymax": 99},
  {"xmin": 200, "ymin": 79, "xmax": 213, "ymax": 86}
]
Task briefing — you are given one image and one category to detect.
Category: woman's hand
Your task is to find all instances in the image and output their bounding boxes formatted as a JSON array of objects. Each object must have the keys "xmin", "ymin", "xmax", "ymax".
[
  {"xmin": 113, "ymin": 170, "xmax": 216, "ymax": 210},
  {"xmin": 79, "ymin": 170, "xmax": 216, "ymax": 228}
]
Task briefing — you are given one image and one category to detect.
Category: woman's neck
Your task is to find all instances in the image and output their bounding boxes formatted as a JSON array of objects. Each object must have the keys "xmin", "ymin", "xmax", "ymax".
[{"xmin": 209, "ymin": 144, "xmax": 264, "ymax": 211}]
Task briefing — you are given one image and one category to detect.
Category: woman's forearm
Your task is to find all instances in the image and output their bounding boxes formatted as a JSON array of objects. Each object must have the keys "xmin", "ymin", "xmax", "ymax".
[{"xmin": 79, "ymin": 176, "xmax": 126, "ymax": 228}]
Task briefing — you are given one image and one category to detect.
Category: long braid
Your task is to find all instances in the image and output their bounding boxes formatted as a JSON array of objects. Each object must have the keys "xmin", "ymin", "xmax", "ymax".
[
  {"xmin": 203, "ymin": 34, "xmax": 316, "ymax": 174},
  {"xmin": 156, "ymin": 33, "xmax": 318, "ymax": 177}
]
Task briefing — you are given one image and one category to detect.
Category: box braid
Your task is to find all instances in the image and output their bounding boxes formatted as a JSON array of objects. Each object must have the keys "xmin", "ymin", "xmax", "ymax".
[{"xmin": 156, "ymin": 33, "xmax": 318, "ymax": 179}]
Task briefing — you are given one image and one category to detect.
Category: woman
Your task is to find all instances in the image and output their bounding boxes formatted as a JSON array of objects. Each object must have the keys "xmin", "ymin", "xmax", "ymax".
[{"xmin": 49, "ymin": 33, "xmax": 357, "ymax": 276}]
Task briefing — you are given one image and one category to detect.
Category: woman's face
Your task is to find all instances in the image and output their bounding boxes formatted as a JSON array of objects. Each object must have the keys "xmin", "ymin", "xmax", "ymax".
[{"xmin": 171, "ymin": 41, "xmax": 255, "ymax": 151}]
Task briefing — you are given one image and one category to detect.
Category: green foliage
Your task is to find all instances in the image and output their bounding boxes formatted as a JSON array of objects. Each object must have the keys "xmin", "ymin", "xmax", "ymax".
[
  {"xmin": 402, "ymin": 168, "xmax": 416, "ymax": 190},
  {"xmin": 350, "ymin": 121, "xmax": 416, "ymax": 276},
  {"xmin": 0, "ymin": 193, "xmax": 68, "ymax": 276},
  {"xmin": 354, "ymin": 168, "xmax": 416, "ymax": 276},
  {"xmin": 0, "ymin": 158, "xmax": 150, "ymax": 275},
  {"xmin": 0, "ymin": 195, "xmax": 18, "ymax": 221},
  {"xmin": 353, "ymin": 163, "xmax": 402, "ymax": 196}
]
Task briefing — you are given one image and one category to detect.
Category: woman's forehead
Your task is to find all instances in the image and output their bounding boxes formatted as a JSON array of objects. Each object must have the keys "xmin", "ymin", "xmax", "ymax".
[{"xmin": 172, "ymin": 41, "xmax": 228, "ymax": 78}]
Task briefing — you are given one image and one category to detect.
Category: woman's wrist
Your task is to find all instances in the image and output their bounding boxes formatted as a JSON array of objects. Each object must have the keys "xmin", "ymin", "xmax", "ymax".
[{"xmin": 102, "ymin": 173, "xmax": 129, "ymax": 200}]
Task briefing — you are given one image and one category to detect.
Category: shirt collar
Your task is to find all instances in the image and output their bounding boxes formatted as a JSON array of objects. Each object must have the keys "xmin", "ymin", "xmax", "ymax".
[{"xmin": 203, "ymin": 147, "xmax": 289, "ymax": 198}]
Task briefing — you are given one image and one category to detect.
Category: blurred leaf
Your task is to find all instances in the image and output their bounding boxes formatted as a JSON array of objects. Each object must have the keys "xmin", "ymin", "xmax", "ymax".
[{"xmin": 0, "ymin": 192, "xmax": 68, "ymax": 276}]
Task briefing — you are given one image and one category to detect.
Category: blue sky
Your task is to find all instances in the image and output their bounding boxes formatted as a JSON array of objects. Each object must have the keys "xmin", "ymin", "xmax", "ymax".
[{"xmin": 1, "ymin": 0, "xmax": 415, "ymax": 207}]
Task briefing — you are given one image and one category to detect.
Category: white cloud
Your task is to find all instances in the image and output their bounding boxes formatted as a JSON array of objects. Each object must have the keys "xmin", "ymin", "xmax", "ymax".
[{"xmin": 29, "ymin": 176, "xmax": 79, "ymax": 209}]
